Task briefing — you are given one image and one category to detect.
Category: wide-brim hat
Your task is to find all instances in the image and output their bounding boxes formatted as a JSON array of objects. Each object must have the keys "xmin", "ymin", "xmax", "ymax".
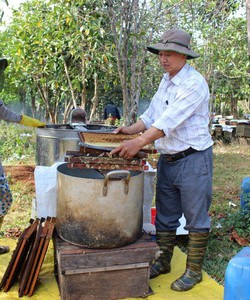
[{"xmin": 147, "ymin": 29, "xmax": 199, "ymax": 60}]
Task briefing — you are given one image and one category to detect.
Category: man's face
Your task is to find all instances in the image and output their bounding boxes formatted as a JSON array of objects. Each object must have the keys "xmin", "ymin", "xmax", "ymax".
[{"xmin": 158, "ymin": 51, "xmax": 186, "ymax": 78}]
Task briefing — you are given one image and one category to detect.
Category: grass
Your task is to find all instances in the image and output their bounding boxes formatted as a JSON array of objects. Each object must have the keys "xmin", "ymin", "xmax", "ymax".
[
  {"xmin": 203, "ymin": 140, "xmax": 250, "ymax": 285},
  {"xmin": 0, "ymin": 123, "xmax": 250, "ymax": 285},
  {"xmin": 3, "ymin": 179, "xmax": 35, "ymax": 231},
  {"xmin": 176, "ymin": 140, "xmax": 250, "ymax": 285},
  {"xmin": 0, "ymin": 122, "xmax": 36, "ymax": 231}
]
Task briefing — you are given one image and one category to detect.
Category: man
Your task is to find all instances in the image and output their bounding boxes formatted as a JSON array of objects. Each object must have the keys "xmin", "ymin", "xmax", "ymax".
[
  {"xmin": 103, "ymin": 101, "xmax": 121, "ymax": 125},
  {"xmin": 0, "ymin": 58, "xmax": 45, "ymax": 254},
  {"xmin": 110, "ymin": 28, "xmax": 213, "ymax": 292}
]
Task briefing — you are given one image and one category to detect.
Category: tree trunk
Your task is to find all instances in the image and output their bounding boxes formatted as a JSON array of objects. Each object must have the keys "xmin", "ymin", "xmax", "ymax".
[
  {"xmin": 107, "ymin": 0, "xmax": 163, "ymax": 126},
  {"xmin": 35, "ymin": 80, "xmax": 56, "ymax": 123},
  {"xmin": 247, "ymin": 0, "xmax": 250, "ymax": 114},
  {"xmin": 247, "ymin": 0, "xmax": 250, "ymax": 57},
  {"xmin": 81, "ymin": 58, "xmax": 87, "ymax": 110},
  {"xmin": 63, "ymin": 57, "xmax": 77, "ymax": 121},
  {"xmin": 209, "ymin": 70, "xmax": 217, "ymax": 114},
  {"xmin": 230, "ymin": 97, "xmax": 238, "ymax": 118},
  {"xmin": 89, "ymin": 77, "xmax": 98, "ymax": 122},
  {"xmin": 30, "ymin": 88, "xmax": 36, "ymax": 118}
]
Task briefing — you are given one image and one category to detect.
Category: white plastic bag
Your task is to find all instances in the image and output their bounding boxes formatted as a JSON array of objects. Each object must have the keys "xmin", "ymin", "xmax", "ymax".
[{"xmin": 34, "ymin": 162, "xmax": 63, "ymax": 218}]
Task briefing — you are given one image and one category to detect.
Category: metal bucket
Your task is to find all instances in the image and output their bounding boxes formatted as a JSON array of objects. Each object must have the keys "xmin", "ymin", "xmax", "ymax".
[
  {"xmin": 36, "ymin": 125, "xmax": 80, "ymax": 166},
  {"xmin": 56, "ymin": 163, "xmax": 144, "ymax": 248},
  {"xmin": 35, "ymin": 124, "xmax": 118, "ymax": 166}
]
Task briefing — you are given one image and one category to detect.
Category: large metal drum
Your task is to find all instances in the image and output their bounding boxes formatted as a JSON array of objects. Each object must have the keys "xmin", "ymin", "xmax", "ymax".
[{"xmin": 56, "ymin": 163, "xmax": 144, "ymax": 248}]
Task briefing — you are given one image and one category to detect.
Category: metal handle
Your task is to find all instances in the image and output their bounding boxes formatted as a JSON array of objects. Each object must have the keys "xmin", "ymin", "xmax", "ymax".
[{"xmin": 103, "ymin": 170, "xmax": 131, "ymax": 197}]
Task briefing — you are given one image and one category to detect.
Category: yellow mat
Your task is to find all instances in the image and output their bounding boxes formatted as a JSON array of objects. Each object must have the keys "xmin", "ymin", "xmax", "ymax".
[{"xmin": 0, "ymin": 238, "xmax": 224, "ymax": 300}]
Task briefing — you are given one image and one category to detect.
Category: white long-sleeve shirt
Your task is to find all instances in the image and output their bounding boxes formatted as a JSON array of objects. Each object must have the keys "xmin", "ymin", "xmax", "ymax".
[{"xmin": 140, "ymin": 64, "xmax": 213, "ymax": 154}]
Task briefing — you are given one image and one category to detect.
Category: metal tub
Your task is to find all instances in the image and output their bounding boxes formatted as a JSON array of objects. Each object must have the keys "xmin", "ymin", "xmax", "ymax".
[{"xmin": 56, "ymin": 163, "xmax": 144, "ymax": 248}]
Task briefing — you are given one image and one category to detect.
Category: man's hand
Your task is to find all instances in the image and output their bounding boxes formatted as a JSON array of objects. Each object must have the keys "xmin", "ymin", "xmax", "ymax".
[
  {"xmin": 110, "ymin": 138, "xmax": 144, "ymax": 159},
  {"xmin": 113, "ymin": 120, "xmax": 146, "ymax": 135},
  {"xmin": 111, "ymin": 123, "xmax": 144, "ymax": 158},
  {"xmin": 113, "ymin": 126, "xmax": 132, "ymax": 134},
  {"xmin": 110, "ymin": 126, "xmax": 164, "ymax": 159}
]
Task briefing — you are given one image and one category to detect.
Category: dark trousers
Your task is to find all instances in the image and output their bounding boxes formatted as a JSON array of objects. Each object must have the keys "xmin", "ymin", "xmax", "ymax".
[{"xmin": 155, "ymin": 147, "xmax": 213, "ymax": 232}]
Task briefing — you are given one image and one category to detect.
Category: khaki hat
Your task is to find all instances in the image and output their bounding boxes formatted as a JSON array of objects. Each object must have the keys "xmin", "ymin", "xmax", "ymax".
[{"xmin": 147, "ymin": 29, "xmax": 199, "ymax": 59}]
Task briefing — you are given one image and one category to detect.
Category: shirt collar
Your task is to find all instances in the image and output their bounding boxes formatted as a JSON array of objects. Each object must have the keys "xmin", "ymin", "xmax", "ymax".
[{"xmin": 163, "ymin": 63, "xmax": 189, "ymax": 86}]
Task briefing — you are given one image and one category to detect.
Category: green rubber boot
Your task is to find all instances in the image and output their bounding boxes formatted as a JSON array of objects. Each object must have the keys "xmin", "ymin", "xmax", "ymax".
[
  {"xmin": 0, "ymin": 215, "xmax": 10, "ymax": 255},
  {"xmin": 150, "ymin": 230, "xmax": 176, "ymax": 279},
  {"xmin": 171, "ymin": 232, "xmax": 209, "ymax": 291}
]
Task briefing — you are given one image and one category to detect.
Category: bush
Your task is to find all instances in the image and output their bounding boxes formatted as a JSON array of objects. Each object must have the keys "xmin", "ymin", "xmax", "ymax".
[
  {"xmin": 204, "ymin": 207, "xmax": 250, "ymax": 284},
  {"xmin": 214, "ymin": 208, "xmax": 250, "ymax": 241},
  {"xmin": 0, "ymin": 121, "xmax": 36, "ymax": 165}
]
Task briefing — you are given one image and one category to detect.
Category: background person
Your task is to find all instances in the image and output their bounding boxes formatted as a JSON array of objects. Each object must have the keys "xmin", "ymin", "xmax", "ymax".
[
  {"xmin": 103, "ymin": 101, "xmax": 121, "ymax": 125},
  {"xmin": 0, "ymin": 58, "xmax": 45, "ymax": 255},
  {"xmin": 110, "ymin": 28, "xmax": 213, "ymax": 292}
]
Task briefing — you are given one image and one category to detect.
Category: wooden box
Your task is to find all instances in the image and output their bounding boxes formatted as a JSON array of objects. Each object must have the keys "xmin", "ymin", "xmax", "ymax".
[
  {"xmin": 53, "ymin": 232, "xmax": 158, "ymax": 300},
  {"xmin": 214, "ymin": 125, "xmax": 223, "ymax": 138},
  {"xmin": 223, "ymin": 131, "xmax": 232, "ymax": 143},
  {"xmin": 236, "ymin": 123, "xmax": 250, "ymax": 138}
]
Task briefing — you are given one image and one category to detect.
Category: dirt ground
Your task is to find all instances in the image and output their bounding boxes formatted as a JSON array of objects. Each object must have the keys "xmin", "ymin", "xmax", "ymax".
[
  {"xmin": 2, "ymin": 166, "xmax": 35, "ymax": 238},
  {"xmin": 5, "ymin": 166, "xmax": 35, "ymax": 188}
]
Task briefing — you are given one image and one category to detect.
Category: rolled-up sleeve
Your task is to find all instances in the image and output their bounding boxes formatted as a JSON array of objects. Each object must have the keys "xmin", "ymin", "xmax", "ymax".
[
  {"xmin": 138, "ymin": 64, "xmax": 212, "ymax": 153},
  {"xmin": 140, "ymin": 114, "xmax": 153, "ymax": 129}
]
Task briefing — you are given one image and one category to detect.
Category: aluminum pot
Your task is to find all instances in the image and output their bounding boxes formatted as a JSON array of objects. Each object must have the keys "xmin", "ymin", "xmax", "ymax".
[
  {"xmin": 35, "ymin": 124, "xmax": 118, "ymax": 166},
  {"xmin": 56, "ymin": 163, "xmax": 144, "ymax": 248},
  {"xmin": 36, "ymin": 124, "xmax": 80, "ymax": 166}
]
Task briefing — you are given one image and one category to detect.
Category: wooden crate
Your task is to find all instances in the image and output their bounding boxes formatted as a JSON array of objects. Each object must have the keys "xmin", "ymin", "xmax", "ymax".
[
  {"xmin": 223, "ymin": 131, "xmax": 233, "ymax": 143},
  {"xmin": 53, "ymin": 232, "xmax": 158, "ymax": 300},
  {"xmin": 214, "ymin": 125, "xmax": 223, "ymax": 138},
  {"xmin": 236, "ymin": 123, "xmax": 250, "ymax": 138}
]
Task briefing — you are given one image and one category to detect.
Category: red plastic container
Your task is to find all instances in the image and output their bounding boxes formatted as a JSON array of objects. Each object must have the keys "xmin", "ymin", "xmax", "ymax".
[{"xmin": 151, "ymin": 207, "xmax": 156, "ymax": 225}]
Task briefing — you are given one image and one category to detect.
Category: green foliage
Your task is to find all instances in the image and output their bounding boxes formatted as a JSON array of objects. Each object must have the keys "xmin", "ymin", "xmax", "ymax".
[
  {"xmin": 211, "ymin": 206, "xmax": 250, "ymax": 240},
  {"xmin": 0, "ymin": 0, "xmax": 249, "ymax": 123},
  {"xmin": 206, "ymin": 207, "xmax": 250, "ymax": 284},
  {"xmin": 202, "ymin": 143, "xmax": 250, "ymax": 284},
  {"xmin": 0, "ymin": 121, "xmax": 36, "ymax": 165},
  {"xmin": 205, "ymin": 231, "xmax": 239, "ymax": 284},
  {"xmin": 0, "ymin": 0, "xmax": 118, "ymax": 122}
]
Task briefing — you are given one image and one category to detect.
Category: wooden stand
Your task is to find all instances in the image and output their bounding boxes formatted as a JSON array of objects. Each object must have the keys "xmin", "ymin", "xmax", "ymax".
[
  {"xmin": 53, "ymin": 231, "xmax": 158, "ymax": 300},
  {"xmin": 236, "ymin": 123, "xmax": 250, "ymax": 138}
]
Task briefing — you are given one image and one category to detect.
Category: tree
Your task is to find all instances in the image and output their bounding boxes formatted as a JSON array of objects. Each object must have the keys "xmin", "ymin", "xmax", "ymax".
[
  {"xmin": 106, "ymin": 0, "xmax": 166, "ymax": 125},
  {"xmin": 0, "ymin": 0, "xmax": 249, "ymax": 123},
  {"xmin": 162, "ymin": 0, "xmax": 249, "ymax": 117},
  {"xmin": 247, "ymin": 0, "xmax": 250, "ymax": 57},
  {"xmin": 1, "ymin": 0, "xmax": 118, "ymax": 123}
]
